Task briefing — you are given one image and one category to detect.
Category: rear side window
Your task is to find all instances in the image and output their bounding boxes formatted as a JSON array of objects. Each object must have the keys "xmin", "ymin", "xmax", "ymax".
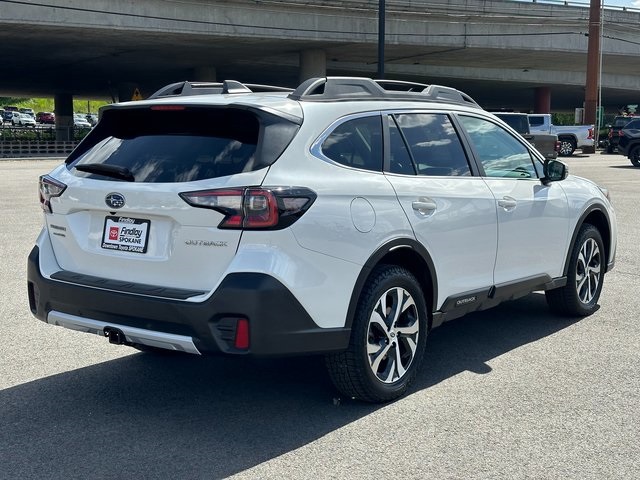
[
  {"xmin": 67, "ymin": 107, "xmax": 299, "ymax": 182},
  {"xmin": 393, "ymin": 113, "xmax": 471, "ymax": 176},
  {"xmin": 321, "ymin": 116, "xmax": 383, "ymax": 172}
]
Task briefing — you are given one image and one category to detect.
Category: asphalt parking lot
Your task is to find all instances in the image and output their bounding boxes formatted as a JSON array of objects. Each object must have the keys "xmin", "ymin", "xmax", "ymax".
[{"xmin": 0, "ymin": 153, "xmax": 638, "ymax": 479}]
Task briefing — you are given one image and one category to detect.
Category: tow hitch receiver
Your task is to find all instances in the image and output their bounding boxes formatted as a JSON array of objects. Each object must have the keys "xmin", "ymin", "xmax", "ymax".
[{"xmin": 104, "ymin": 327, "xmax": 126, "ymax": 345}]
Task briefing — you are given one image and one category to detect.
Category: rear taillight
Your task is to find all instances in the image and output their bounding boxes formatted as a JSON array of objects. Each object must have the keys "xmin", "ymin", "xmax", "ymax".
[
  {"xmin": 39, "ymin": 175, "xmax": 67, "ymax": 213},
  {"xmin": 587, "ymin": 128, "xmax": 594, "ymax": 140},
  {"xmin": 554, "ymin": 140, "xmax": 561, "ymax": 152},
  {"xmin": 179, "ymin": 186, "xmax": 316, "ymax": 230}
]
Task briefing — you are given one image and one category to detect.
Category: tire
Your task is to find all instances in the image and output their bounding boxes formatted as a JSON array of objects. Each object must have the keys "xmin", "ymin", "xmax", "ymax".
[
  {"xmin": 558, "ymin": 138, "xmax": 576, "ymax": 157},
  {"xmin": 546, "ymin": 224, "xmax": 605, "ymax": 316},
  {"xmin": 629, "ymin": 145, "xmax": 640, "ymax": 167},
  {"xmin": 606, "ymin": 144, "xmax": 614, "ymax": 154},
  {"xmin": 325, "ymin": 265, "xmax": 428, "ymax": 403}
]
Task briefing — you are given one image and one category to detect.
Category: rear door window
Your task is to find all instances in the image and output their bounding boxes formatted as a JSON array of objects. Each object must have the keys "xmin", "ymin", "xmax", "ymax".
[{"xmin": 392, "ymin": 113, "xmax": 471, "ymax": 176}]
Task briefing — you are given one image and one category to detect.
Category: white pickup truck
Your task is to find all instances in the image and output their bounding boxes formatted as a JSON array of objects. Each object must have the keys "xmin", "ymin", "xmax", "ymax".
[{"xmin": 528, "ymin": 114, "xmax": 595, "ymax": 157}]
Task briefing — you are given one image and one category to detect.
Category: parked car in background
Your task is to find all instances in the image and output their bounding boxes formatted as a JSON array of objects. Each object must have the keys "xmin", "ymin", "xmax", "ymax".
[
  {"xmin": 3, "ymin": 106, "xmax": 18, "ymax": 122},
  {"xmin": 73, "ymin": 114, "xmax": 92, "ymax": 128},
  {"xmin": 85, "ymin": 113, "xmax": 98, "ymax": 126},
  {"xmin": 616, "ymin": 118, "xmax": 640, "ymax": 167},
  {"xmin": 493, "ymin": 112, "xmax": 559, "ymax": 160},
  {"xmin": 528, "ymin": 113, "xmax": 595, "ymax": 156},
  {"xmin": 605, "ymin": 115, "xmax": 640, "ymax": 154},
  {"xmin": 19, "ymin": 108, "xmax": 35, "ymax": 118},
  {"xmin": 36, "ymin": 112, "xmax": 55, "ymax": 124},
  {"xmin": 12, "ymin": 112, "xmax": 36, "ymax": 127}
]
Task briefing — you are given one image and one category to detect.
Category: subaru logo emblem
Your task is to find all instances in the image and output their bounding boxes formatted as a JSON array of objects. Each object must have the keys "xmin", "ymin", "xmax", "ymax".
[{"xmin": 105, "ymin": 193, "xmax": 126, "ymax": 209}]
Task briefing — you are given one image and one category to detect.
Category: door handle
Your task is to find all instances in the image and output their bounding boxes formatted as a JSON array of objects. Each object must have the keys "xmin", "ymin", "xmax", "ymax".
[
  {"xmin": 497, "ymin": 196, "xmax": 517, "ymax": 210},
  {"xmin": 412, "ymin": 197, "xmax": 437, "ymax": 215}
]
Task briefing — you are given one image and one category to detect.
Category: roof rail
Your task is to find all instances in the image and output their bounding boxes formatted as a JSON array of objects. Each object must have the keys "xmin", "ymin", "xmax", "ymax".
[
  {"xmin": 147, "ymin": 80, "xmax": 294, "ymax": 99},
  {"xmin": 288, "ymin": 77, "xmax": 480, "ymax": 108}
]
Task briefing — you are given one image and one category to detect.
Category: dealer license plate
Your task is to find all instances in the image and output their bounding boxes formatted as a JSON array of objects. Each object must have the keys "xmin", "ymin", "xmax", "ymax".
[{"xmin": 101, "ymin": 216, "xmax": 150, "ymax": 254}]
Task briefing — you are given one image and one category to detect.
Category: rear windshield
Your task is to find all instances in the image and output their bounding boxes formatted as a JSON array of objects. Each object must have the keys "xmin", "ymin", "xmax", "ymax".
[{"xmin": 67, "ymin": 106, "xmax": 299, "ymax": 182}]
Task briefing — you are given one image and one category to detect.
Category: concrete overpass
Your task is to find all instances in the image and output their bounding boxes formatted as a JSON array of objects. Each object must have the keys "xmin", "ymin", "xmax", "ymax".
[{"xmin": 1, "ymin": 0, "xmax": 639, "ymax": 123}]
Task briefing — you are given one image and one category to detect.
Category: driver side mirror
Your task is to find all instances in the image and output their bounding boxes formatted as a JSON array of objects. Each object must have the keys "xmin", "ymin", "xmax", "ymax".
[{"xmin": 542, "ymin": 159, "xmax": 568, "ymax": 185}]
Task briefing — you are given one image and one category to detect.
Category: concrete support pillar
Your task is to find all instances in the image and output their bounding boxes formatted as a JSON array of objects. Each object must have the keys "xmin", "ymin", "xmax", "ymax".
[
  {"xmin": 54, "ymin": 93, "xmax": 73, "ymax": 142},
  {"xmin": 192, "ymin": 66, "xmax": 217, "ymax": 82},
  {"xmin": 299, "ymin": 49, "xmax": 326, "ymax": 83},
  {"xmin": 534, "ymin": 87, "xmax": 551, "ymax": 114}
]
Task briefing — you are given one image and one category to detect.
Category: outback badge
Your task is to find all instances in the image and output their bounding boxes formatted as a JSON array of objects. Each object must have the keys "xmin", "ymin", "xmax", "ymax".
[{"xmin": 105, "ymin": 192, "xmax": 126, "ymax": 209}]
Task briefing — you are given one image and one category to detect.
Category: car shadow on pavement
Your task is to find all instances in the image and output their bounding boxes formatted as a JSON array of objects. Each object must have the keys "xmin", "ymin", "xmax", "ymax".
[{"xmin": 0, "ymin": 293, "xmax": 579, "ymax": 479}]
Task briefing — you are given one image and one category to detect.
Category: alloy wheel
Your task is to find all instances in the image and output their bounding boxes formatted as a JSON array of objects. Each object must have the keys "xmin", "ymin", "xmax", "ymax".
[
  {"xmin": 367, "ymin": 287, "xmax": 419, "ymax": 384},
  {"xmin": 576, "ymin": 238, "xmax": 601, "ymax": 304},
  {"xmin": 559, "ymin": 140, "xmax": 574, "ymax": 156}
]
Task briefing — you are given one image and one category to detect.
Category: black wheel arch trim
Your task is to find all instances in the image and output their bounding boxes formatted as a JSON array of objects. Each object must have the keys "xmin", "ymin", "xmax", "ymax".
[
  {"xmin": 563, "ymin": 204, "xmax": 613, "ymax": 276},
  {"xmin": 344, "ymin": 238, "xmax": 438, "ymax": 331}
]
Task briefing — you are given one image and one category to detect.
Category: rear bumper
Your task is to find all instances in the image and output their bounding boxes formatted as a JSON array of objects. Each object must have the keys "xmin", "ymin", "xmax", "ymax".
[{"xmin": 27, "ymin": 246, "xmax": 350, "ymax": 356}]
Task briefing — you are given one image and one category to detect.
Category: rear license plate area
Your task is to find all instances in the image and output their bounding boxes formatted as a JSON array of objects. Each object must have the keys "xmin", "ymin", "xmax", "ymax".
[{"xmin": 101, "ymin": 216, "xmax": 150, "ymax": 254}]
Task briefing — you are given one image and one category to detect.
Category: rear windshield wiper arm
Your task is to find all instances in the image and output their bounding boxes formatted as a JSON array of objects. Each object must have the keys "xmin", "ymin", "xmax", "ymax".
[{"xmin": 74, "ymin": 163, "xmax": 136, "ymax": 182}]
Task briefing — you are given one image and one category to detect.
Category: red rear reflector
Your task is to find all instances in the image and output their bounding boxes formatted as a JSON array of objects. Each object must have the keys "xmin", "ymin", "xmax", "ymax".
[
  {"xmin": 150, "ymin": 105, "xmax": 186, "ymax": 111},
  {"xmin": 235, "ymin": 319, "xmax": 250, "ymax": 350}
]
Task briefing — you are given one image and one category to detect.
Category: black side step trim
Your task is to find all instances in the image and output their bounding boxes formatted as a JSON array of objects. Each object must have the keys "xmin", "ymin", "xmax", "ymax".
[{"xmin": 50, "ymin": 271, "xmax": 205, "ymax": 300}]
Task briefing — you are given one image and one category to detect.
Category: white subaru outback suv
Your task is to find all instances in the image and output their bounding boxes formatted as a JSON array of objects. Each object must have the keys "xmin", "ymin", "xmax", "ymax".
[{"xmin": 28, "ymin": 77, "xmax": 617, "ymax": 402}]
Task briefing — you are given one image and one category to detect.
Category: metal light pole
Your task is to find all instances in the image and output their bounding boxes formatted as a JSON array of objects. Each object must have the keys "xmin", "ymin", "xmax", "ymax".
[
  {"xmin": 377, "ymin": 0, "xmax": 385, "ymax": 79},
  {"xmin": 584, "ymin": 0, "xmax": 601, "ymax": 153}
]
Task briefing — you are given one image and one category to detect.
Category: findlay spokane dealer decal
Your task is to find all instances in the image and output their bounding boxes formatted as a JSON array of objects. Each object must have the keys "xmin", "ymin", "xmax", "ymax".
[{"xmin": 102, "ymin": 216, "xmax": 150, "ymax": 253}]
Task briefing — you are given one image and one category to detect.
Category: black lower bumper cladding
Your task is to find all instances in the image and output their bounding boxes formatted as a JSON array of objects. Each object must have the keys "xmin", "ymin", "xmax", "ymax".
[{"xmin": 27, "ymin": 247, "xmax": 350, "ymax": 356}]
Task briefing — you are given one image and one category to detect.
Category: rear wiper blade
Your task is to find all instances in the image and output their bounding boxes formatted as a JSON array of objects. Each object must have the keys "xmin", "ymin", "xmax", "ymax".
[{"xmin": 74, "ymin": 163, "xmax": 136, "ymax": 182}]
